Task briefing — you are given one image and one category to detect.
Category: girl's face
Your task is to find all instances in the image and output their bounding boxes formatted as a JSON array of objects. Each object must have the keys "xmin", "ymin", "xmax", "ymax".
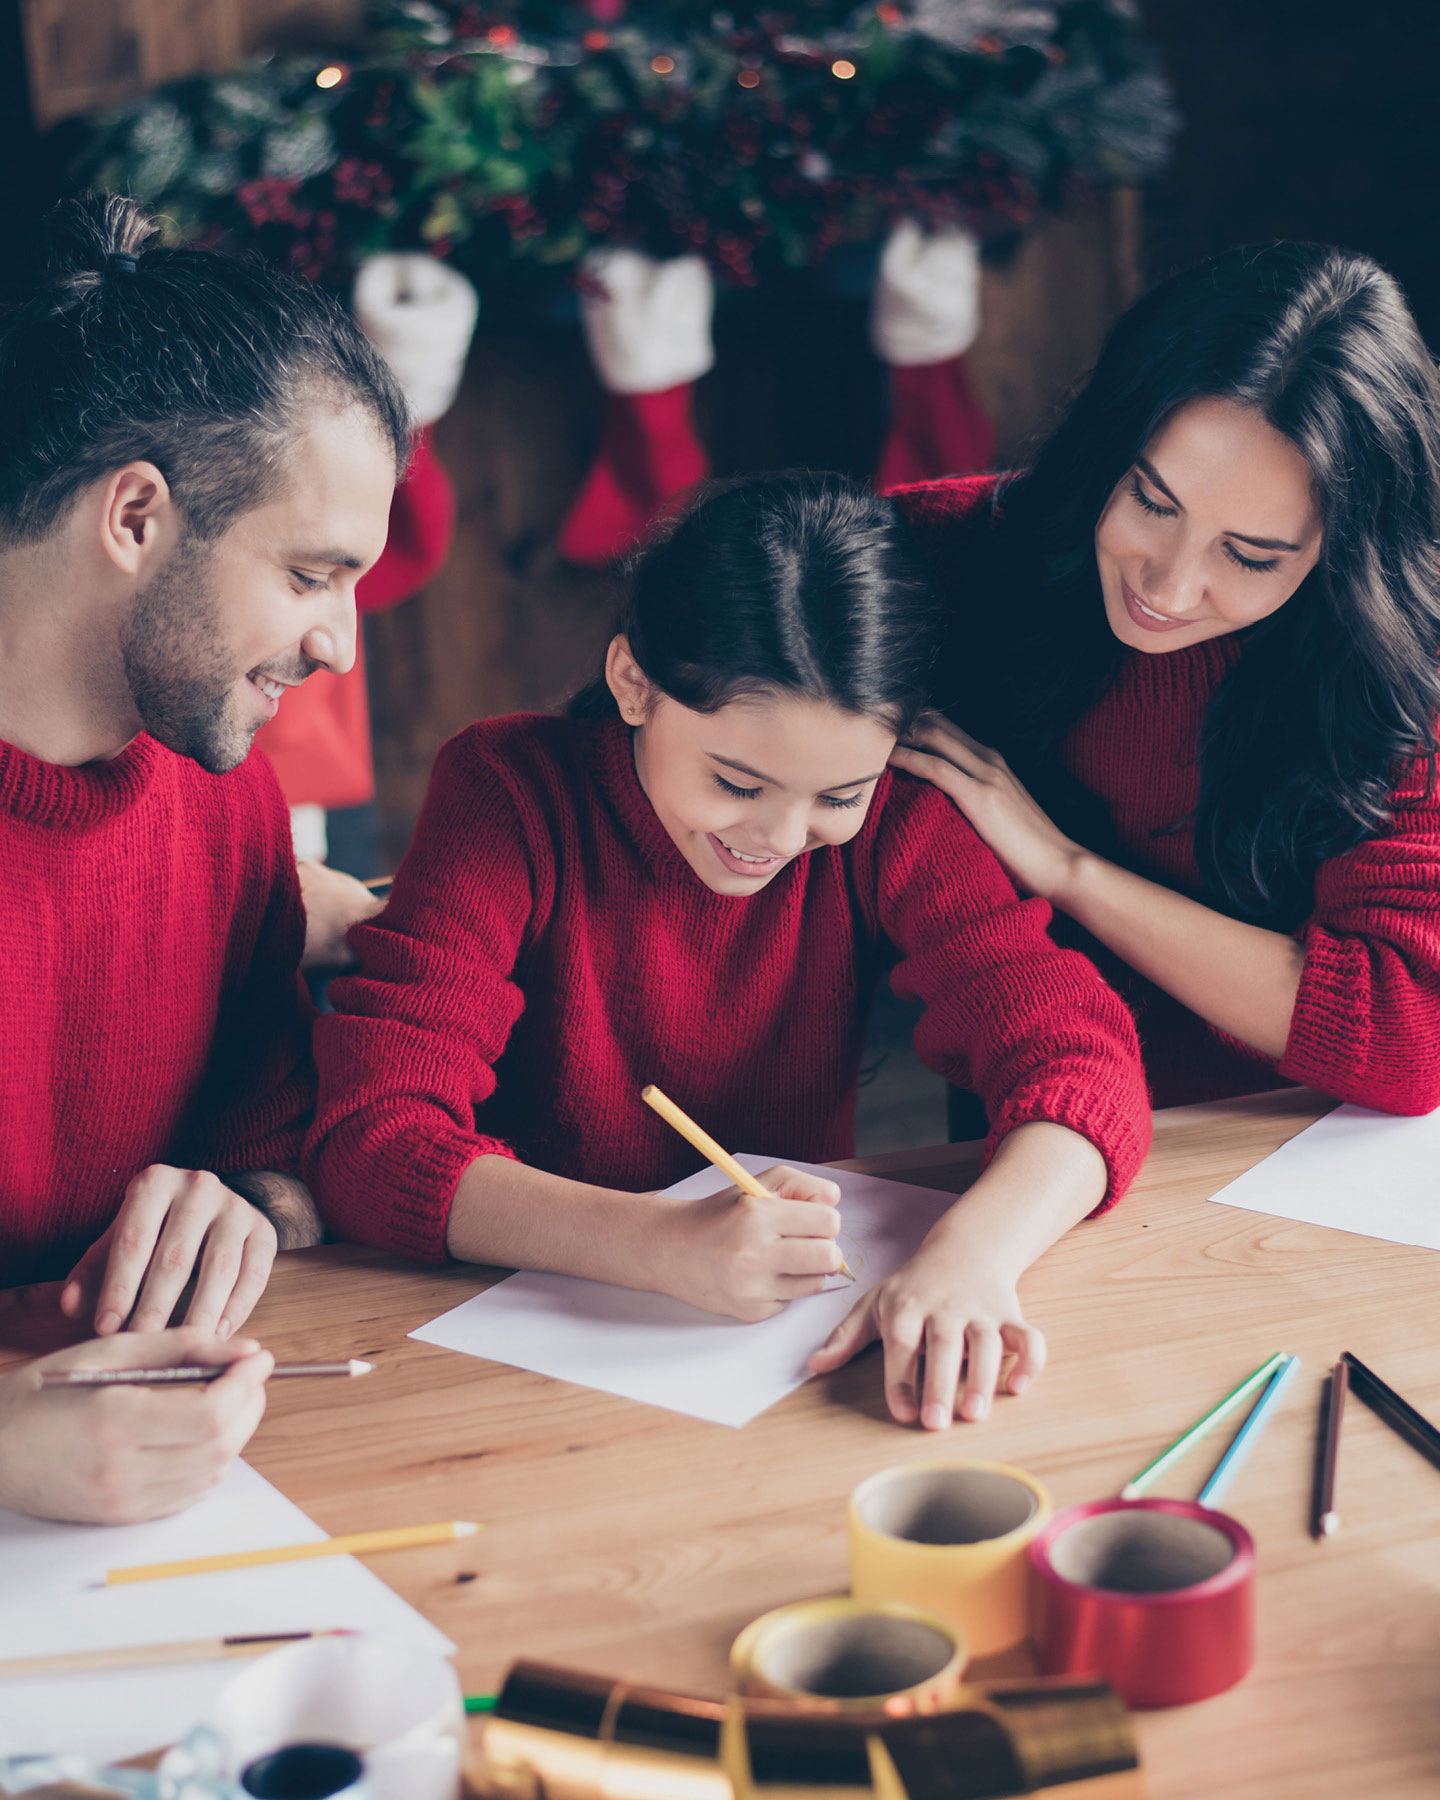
[
  {"xmin": 1094, "ymin": 396, "xmax": 1323, "ymax": 655},
  {"xmin": 606, "ymin": 637, "xmax": 896, "ymax": 896}
]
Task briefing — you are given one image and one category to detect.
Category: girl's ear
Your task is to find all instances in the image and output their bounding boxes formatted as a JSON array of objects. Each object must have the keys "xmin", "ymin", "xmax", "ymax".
[{"xmin": 605, "ymin": 634, "xmax": 655, "ymax": 723}]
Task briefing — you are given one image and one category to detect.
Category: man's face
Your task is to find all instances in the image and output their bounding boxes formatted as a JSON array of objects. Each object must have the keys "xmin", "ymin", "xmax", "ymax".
[{"xmin": 120, "ymin": 407, "xmax": 396, "ymax": 773}]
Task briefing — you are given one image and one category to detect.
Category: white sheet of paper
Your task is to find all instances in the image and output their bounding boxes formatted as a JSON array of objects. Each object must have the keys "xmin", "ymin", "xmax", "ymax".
[
  {"xmin": 1208, "ymin": 1101, "xmax": 1440, "ymax": 1250},
  {"xmin": 410, "ymin": 1156, "xmax": 956, "ymax": 1427},
  {"xmin": 0, "ymin": 1459, "xmax": 453, "ymax": 1763}
]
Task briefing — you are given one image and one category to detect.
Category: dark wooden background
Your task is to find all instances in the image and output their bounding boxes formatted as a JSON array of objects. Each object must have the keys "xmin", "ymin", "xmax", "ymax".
[{"xmin": 10, "ymin": 0, "xmax": 1440, "ymax": 861}]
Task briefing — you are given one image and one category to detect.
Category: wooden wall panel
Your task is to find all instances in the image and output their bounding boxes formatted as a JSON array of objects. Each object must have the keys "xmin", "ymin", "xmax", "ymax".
[{"xmin": 21, "ymin": 0, "xmax": 362, "ymax": 128}]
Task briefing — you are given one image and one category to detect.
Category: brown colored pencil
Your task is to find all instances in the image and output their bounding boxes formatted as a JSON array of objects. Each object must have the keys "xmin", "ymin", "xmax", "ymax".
[
  {"xmin": 1312, "ymin": 1359, "xmax": 1348, "ymax": 1540},
  {"xmin": 0, "ymin": 1629, "xmax": 351, "ymax": 1680},
  {"xmin": 1343, "ymin": 1350, "xmax": 1440, "ymax": 1475}
]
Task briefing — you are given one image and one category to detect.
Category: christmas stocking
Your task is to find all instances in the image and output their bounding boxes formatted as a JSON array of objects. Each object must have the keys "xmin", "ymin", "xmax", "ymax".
[
  {"xmin": 559, "ymin": 249, "xmax": 714, "ymax": 566},
  {"xmin": 871, "ymin": 220, "xmax": 995, "ymax": 490},
  {"xmin": 353, "ymin": 251, "xmax": 480, "ymax": 429}
]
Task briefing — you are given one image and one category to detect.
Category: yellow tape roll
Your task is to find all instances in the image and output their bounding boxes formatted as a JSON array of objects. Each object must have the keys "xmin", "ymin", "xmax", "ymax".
[
  {"xmin": 848, "ymin": 1460, "xmax": 1051, "ymax": 1657},
  {"xmin": 729, "ymin": 1596, "xmax": 967, "ymax": 1716}
]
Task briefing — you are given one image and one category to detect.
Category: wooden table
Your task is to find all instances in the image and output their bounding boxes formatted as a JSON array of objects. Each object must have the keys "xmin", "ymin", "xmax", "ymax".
[{"xmin": 5, "ymin": 1088, "xmax": 1440, "ymax": 1798}]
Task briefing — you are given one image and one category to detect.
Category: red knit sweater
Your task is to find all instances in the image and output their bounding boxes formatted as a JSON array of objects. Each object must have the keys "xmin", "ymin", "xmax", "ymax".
[
  {"xmin": 895, "ymin": 474, "xmax": 1440, "ymax": 1113},
  {"xmin": 306, "ymin": 715, "xmax": 1151, "ymax": 1263},
  {"xmin": 0, "ymin": 733, "xmax": 315, "ymax": 1286}
]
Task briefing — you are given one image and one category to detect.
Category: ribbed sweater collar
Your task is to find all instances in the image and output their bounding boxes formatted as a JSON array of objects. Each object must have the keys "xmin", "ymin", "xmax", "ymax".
[
  {"xmin": 0, "ymin": 731, "xmax": 161, "ymax": 827},
  {"xmin": 1110, "ymin": 630, "xmax": 1244, "ymax": 703}
]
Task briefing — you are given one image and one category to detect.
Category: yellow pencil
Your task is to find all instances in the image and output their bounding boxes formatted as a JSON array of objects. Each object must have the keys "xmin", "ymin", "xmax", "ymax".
[
  {"xmin": 105, "ymin": 1520, "xmax": 480, "ymax": 1586},
  {"xmin": 640, "ymin": 1084, "xmax": 854, "ymax": 1281}
]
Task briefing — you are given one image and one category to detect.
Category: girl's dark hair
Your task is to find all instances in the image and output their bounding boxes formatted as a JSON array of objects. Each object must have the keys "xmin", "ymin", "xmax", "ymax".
[
  {"xmin": 0, "ymin": 192, "xmax": 410, "ymax": 545},
  {"xmin": 1002, "ymin": 240, "xmax": 1440, "ymax": 927},
  {"xmin": 571, "ymin": 472, "xmax": 939, "ymax": 734}
]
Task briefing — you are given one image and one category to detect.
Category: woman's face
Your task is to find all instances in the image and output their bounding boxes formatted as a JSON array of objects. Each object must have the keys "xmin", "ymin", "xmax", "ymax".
[
  {"xmin": 1094, "ymin": 396, "xmax": 1323, "ymax": 655},
  {"xmin": 605, "ymin": 637, "xmax": 895, "ymax": 896}
]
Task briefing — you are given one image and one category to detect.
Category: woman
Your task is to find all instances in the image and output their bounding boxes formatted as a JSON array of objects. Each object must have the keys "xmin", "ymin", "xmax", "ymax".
[{"xmin": 893, "ymin": 241, "xmax": 1440, "ymax": 1115}]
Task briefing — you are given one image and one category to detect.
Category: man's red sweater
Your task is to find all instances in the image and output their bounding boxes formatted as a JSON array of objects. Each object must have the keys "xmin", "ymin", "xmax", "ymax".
[
  {"xmin": 306, "ymin": 714, "xmax": 1152, "ymax": 1263},
  {"xmin": 1, "ymin": 733, "xmax": 315, "ymax": 1285},
  {"xmin": 894, "ymin": 474, "xmax": 1440, "ymax": 1113}
]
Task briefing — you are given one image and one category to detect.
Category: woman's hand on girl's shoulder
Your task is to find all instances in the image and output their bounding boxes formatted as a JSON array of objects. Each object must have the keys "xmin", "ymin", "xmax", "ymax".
[
  {"xmin": 654, "ymin": 1166, "xmax": 846, "ymax": 1323},
  {"xmin": 808, "ymin": 1238, "xmax": 1045, "ymax": 1429},
  {"xmin": 889, "ymin": 713, "xmax": 1086, "ymax": 905}
]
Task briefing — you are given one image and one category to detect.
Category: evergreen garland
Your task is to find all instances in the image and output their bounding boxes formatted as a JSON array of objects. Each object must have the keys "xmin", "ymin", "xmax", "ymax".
[{"xmin": 73, "ymin": 0, "xmax": 1177, "ymax": 287}]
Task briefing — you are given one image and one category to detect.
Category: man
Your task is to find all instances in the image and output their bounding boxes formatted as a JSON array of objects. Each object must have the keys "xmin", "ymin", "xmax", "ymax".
[{"xmin": 1, "ymin": 189, "xmax": 406, "ymax": 1353}]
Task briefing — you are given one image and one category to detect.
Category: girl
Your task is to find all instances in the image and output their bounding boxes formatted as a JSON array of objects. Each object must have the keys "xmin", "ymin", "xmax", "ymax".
[
  {"xmin": 894, "ymin": 242, "xmax": 1440, "ymax": 1117},
  {"xmin": 306, "ymin": 475, "xmax": 1151, "ymax": 1429}
]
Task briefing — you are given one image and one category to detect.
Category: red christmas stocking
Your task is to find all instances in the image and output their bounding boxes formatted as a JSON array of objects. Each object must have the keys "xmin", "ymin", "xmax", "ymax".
[
  {"xmin": 871, "ymin": 220, "xmax": 995, "ymax": 487},
  {"xmin": 559, "ymin": 250, "xmax": 715, "ymax": 566}
]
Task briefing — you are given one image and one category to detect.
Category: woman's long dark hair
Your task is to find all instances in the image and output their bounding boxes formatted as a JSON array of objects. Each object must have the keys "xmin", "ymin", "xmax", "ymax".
[
  {"xmin": 1004, "ymin": 241, "xmax": 1440, "ymax": 927},
  {"xmin": 572, "ymin": 471, "xmax": 939, "ymax": 733}
]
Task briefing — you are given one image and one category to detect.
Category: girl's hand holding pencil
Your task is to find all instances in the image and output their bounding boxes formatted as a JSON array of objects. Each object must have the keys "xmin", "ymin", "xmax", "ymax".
[{"xmin": 657, "ymin": 1164, "xmax": 847, "ymax": 1322}]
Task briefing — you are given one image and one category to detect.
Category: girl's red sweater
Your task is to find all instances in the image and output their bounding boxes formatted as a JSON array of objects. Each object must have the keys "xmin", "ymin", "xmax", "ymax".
[
  {"xmin": 1, "ymin": 733, "xmax": 315, "ymax": 1285},
  {"xmin": 305, "ymin": 714, "xmax": 1153, "ymax": 1262},
  {"xmin": 894, "ymin": 474, "xmax": 1440, "ymax": 1113}
]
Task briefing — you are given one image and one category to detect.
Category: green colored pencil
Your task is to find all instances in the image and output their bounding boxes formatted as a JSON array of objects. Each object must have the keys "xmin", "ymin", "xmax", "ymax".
[
  {"xmin": 1121, "ymin": 1351, "xmax": 1288, "ymax": 1500},
  {"xmin": 465, "ymin": 1694, "xmax": 498, "ymax": 1714}
]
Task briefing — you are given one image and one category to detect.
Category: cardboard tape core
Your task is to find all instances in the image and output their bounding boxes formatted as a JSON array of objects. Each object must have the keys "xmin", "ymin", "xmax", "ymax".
[
  {"xmin": 1047, "ymin": 1508, "xmax": 1236, "ymax": 1594},
  {"xmin": 853, "ymin": 1465, "xmax": 1040, "ymax": 1546},
  {"xmin": 755, "ymin": 1613, "xmax": 956, "ymax": 1700}
]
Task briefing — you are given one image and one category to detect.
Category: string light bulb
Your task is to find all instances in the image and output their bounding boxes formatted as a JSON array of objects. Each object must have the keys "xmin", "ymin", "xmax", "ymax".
[
  {"xmin": 831, "ymin": 59, "xmax": 856, "ymax": 79},
  {"xmin": 737, "ymin": 68, "xmax": 760, "ymax": 87},
  {"xmin": 651, "ymin": 54, "xmax": 675, "ymax": 74},
  {"xmin": 315, "ymin": 65, "xmax": 345, "ymax": 89}
]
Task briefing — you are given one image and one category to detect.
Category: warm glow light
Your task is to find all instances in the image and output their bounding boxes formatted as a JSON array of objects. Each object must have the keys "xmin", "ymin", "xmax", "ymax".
[
  {"xmin": 487, "ymin": 22, "xmax": 517, "ymax": 43},
  {"xmin": 315, "ymin": 65, "xmax": 345, "ymax": 88},
  {"xmin": 831, "ymin": 59, "xmax": 856, "ymax": 78},
  {"xmin": 583, "ymin": 29, "xmax": 610, "ymax": 49},
  {"xmin": 651, "ymin": 54, "xmax": 675, "ymax": 73},
  {"xmin": 737, "ymin": 68, "xmax": 760, "ymax": 87}
]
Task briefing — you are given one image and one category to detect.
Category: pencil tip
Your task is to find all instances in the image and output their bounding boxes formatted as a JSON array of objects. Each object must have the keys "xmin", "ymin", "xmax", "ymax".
[
  {"xmin": 1320, "ymin": 1511, "xmax": 1340, "ymax": 1537},
  {"xmin": 454, "ymin": 1521, "xmax": 482, "ymax": 1538},
  {"xmin": 349, "ymin": 1359, "xmax": 374, "ymax": 1376}
]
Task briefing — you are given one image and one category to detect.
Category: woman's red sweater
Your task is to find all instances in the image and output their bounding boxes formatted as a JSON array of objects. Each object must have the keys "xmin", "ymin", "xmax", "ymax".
[
  {"xmin": 1, "ymin": 733, "xmax": 315, "ymax": 1285},
  {"xmin": 895, "ymin": 474, "xmax": 1440, "ymax": 1114},
  {"xmin": 305, "ymin": 714, "xmax": 1152, "ymax": 1262}
]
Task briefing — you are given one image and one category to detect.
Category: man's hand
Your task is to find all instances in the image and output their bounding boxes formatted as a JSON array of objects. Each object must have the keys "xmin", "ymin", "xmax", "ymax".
[
  {"xmin": 297, "ymin": 858, "xmax": 384, "ymax": 969},
  {"xmin": 0, "ymin": 1329, "xmax": 271, "ymax": 1524},
  {"xmin": 60, "ymin": 1165, "xmax": 278, "ymax": 1338}
]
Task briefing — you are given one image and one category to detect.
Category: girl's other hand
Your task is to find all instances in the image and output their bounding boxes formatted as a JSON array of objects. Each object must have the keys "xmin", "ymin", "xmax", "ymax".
[
  {"xmin": 808, "ymin": 1239, "xmax": 1045, "ymax": 1428},
  {"xmin": 889, "ymin": 713, "xmax": 1084, "ymax": 905},
  {"xmin": 659, "ymin": 1165, "xmax": 845, "ymax": 1322}
]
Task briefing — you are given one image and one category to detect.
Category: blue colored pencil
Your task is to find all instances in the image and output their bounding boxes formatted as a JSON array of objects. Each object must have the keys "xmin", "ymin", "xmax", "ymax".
[{"xmin": 1198, "ymin": 1353, "xmax": 1302, "ymax": 1508}]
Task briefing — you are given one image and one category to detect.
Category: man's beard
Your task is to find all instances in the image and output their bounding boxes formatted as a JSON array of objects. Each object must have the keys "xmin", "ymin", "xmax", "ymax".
[{"xmin": 118, "ymin": 537, "xmax": 253, "ymax": 774}]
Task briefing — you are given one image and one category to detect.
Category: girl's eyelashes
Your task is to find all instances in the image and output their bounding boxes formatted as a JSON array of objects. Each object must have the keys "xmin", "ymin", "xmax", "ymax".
[
  {"xmin": 1129, "ymin": 474, "xmax": 1280, "ymax": 574},
  {"xmin": 713, "ymin": 773, "xmax": 761, "ymax": 800},
  {"xmin": 710, "ymin": 772, "xmax": 867, "ymax": 809}
]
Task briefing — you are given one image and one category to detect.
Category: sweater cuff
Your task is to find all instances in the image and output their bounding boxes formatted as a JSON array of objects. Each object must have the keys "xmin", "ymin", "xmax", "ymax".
[
  {"xmin": 984, "ymin": 1077, "xmax": 1152, "ymax": 1213},
  {"xmin": 348, "ymin": 1132, "xmax": 517, "ymax": 1264},
  {"xmin": 1275, "ymin": 928, "xmax": 1365, "ymax": 1098}
]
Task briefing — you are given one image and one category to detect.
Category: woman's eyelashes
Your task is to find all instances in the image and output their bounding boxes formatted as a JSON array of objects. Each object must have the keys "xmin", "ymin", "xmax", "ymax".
[
  {"xmin": 1128, "ymin": 474, "xmax": 1279, "ymax": 575},
  {"xmin": 710, "ymin": 772, "xmax": 866, "ymax": 810}
]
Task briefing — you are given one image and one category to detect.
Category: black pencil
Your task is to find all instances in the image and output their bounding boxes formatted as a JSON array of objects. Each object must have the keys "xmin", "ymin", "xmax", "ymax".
[
  {"xmin": 1342, "ymin": 1351, "xmax": 1440, "ymax": 1476},
  {"xmin": 1312, "ymin": 1360, "xmax": 1348, "ymax": 1539}
]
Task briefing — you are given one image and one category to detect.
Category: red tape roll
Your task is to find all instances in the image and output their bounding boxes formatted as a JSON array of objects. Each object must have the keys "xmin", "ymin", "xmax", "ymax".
[{"xmin": 1028, "ymin": 1497, "xmax": 1254, "ymax": 1709}]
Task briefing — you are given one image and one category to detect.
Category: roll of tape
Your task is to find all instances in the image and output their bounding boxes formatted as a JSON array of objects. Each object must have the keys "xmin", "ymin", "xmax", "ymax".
[
  {"xmin": 730, "ymin": 1598, "xmax": 968, "ymax": 1716},
  {"xmin": 848, "ymin": 1461, "xmax": 1050, "ymax": 1656},
  {"xmin": 1028, "ymin": 1498, "xmax": 1255, "ymax": 1709}
]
